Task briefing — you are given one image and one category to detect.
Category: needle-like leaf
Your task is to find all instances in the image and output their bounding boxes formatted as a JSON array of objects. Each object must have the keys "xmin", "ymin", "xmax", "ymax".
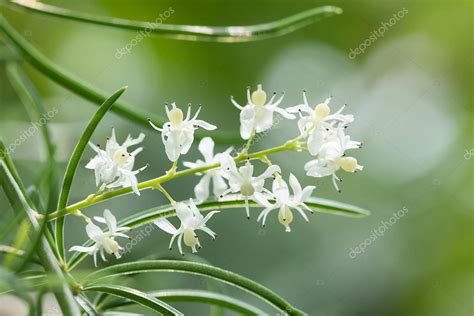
[
  {"xmin": 55, "ymin": 87, "xmax": 127, "ymax": 260},
  {"xmin": 84, "ymin": 260, "xmax": 306, "ymax": 315},
  {"xmin": 101, "ymin": 289, "xmax": 265, "ymax": 315},
  {"xmin": 8, "ymin": 1, "xmax": 342, "ymax": 43},
  {"xmin": 83, "ymin": 284, "xmax": 183, "ymax": 316}
]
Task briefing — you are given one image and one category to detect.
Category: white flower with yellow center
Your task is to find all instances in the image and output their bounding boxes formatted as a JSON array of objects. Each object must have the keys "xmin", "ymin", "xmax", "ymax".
[
  {"xmin": 287, "ymin": 91, "xmax": 354, "ymax": 156},
  {"xmin": 149, "ymin": 103, "xmax": 217, "ymax": 162},
  {"xmin": 69, "ymin": 209, "xmax": 130, "ymax": 266},
  {"xmin": 85, "ymin": 129, "xmax": 147, "ymax": 195},
  {"xmin": 183, "ymin": 137, "xmax": 233, "ymax": 202},
  {"xmin": 231, "ymin": 84, "xmax": 295, "ymax": 140},
  {"xmin": 154, "ymin": 199, "xmax": 219, "ymax": 254},
  {"xmin": 257, "ymin": 174, "xmax": 316, "ymax": 232},
  {"xmin": 304, "ymin": 128, "xmax": 363, "ymax": 192},
  {"xmin": 218, "ymin": 153, "xmax": 280, "ymax": 218}
]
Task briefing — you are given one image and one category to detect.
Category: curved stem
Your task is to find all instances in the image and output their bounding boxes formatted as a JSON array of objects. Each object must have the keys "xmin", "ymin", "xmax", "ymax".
[
  {"xmin": 48, "ymin": 142, "xmax": 298, "ymax": 220},
  {"xmin": 55, "ymin": 86, "xmax": 127, "ymax": 261},
  {"xmin": 7, "ymin": 1, "xmax": 342, "ymax": 43},
  {"xmin": 67, "ymin": 197, "xmax": 369, "ymax": 270},
  {"xmin": 100, "ymin": 289, "xmax": 265, "ymax": 315},
  {"xmin": 0, "ymin": 14, "xmax": 241, "ymax": 144},
  {"xmin": 84, "ymin": 260, "xmax": 306, "ymax": 315},
  {"xmin": 83, "ymin": 284, "xmax": 183, "ymax": 315},
  {"xmin": 0, "ymin": 142, "xmax": 81, "ymax": 316}
]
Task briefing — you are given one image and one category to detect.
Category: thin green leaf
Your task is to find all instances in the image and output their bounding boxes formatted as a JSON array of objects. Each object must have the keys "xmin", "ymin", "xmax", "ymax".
[
  {"xmin": 84, "ymin": 284, "xmax": 183, "ymax": 316},
  {"xmin": 102, "ymin": 289, "xmax": 265, "ymax": 315},
  {"xmin": 67, "ymin": 197, "xmax": 369, "ymax": 269},
  {"xmin": 6, "ymin": 63, "xmax": 57, "ymax": 209},
  {"xmin": 0, "ymin": 141, "xmax": 81, "ymax": 316},
  {"xmin": 84, "ymin": 260, "xmax": 306, "ymax": 315},
  {"xmin": 55, "ymin": 86, "xmax": 127, "ymax": 260},
  {"xmin": 122, "ymin": 197, "xmax": 369, "ymax": 229},
  {"xmin": 75, "ymin": 294, "xmax": 100, "ymax": 316},
  {"xmin": 8, "ymin": 1, "xmax": 342, "ymax": 42},
  {"xmin": 0, "ymin": 16, "xmax": 239, "ymax": 143}
]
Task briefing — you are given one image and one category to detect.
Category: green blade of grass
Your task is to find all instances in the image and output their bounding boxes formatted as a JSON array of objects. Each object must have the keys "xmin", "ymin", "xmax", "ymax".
[
  {"xmin": 84, "ymin": 260, "xmax": 306, "ymax": 315},
  {"xmin": 5, "ymin": 63, "xmax": 57, "ymax": 210},
  {"xmin": 55, "ymin": 86, "xmax": 127, "ymax": 261},
  {"xmin": 67, "ymin": 197, "xmax": 369, "ymax": 269},
  {"xmin": 84, "ymin": 284, "xmax": 183, "ymax": 316},
  {"xmin": 0, "ymin": 141, "xmax": 81, "ymax": 316},
  {"xmin": 7, "ymin": 1, "xmax": 342, "ymax": 43},
  {"xmin": 101, "ymin": 289, "xmax": 265, "ymax": 315}
]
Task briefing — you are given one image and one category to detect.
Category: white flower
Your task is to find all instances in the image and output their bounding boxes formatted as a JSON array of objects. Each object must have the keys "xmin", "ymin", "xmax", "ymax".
[
  {"xmin": 149, "ymin": 103, "xmax": 217, "ymax": 162},
  {"xmin": 304, "ymin": 128, "xmax": 363, "ymax": 192},
  {"xmin": 287, "ymin": 92, "xmax": 354, "ymax": 156},
  {"xmin": 231, "ymin": 84, "xmax": 295, "ymax": 140},
  {"xmin": 85, "ymin": 128, "xmax": 147, "ymax": 195},
  {"xmin": 154, "ymin": 199, "xmax": 219, "ymax": 254},
  {"xmin": 69, "ymin": 209, "xmax": 130, "ymax": 266},
  {"xmin": 183, "ymin": 137, "xmax": 233, "ymax": 202},
  {"xmin": 257, "ymin": 174, "xmax": 316, "ymax": 232},
  {"xmin": 218, "ymin": 153, "xmax": 280, "ymax": 218}
]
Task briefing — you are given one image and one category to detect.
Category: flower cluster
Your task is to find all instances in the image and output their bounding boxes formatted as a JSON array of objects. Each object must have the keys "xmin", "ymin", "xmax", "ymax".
[{"xmin": 71, "ymin": 84, "xmax": 363, "ymax": 264}]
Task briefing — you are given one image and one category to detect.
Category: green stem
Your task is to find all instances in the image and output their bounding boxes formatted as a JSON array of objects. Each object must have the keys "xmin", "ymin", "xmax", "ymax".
[
  {"xmin": 84, "ymin": 260, "xmax": 306, "ymax": 315},
  {"xmin": 0, "ymin": 142, "xmax": 81, "ymax": 316},
  {"xmin": 6, "ymin": 1, "xmax": 342, "ymax": 43},
  {"xmin": 49, "ymin": 141, "xmax": 298, "ymax": 220},
  {"xmin": 0, "ymin": 14, "xmax": 240, "ymax": 144},
  {"xmin": 55, "ymin": 87, "xmax": 127, "ymax": 261},
  {"xmin": 100, "ymin": 289, "xmax": 265, "ymax": 315}
]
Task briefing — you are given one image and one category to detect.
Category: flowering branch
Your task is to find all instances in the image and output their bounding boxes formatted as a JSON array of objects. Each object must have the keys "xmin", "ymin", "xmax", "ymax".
[{"xmin": 48, "ymin": 141, "xmax": 299, "ymax": 221}]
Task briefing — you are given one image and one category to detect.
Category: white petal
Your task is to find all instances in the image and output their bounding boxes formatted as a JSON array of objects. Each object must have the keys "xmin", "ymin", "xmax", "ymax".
[
  {"xmin": 103, "ymin": 209, "xmax": 117, "ymax": 232},
  {"xmin": 194, "ymin": 174, "xmax": 211, "ymax": 202},
  {"xmin": 288, "ymin": 173, "xmax": 302, "ymax": 197},
  {"xmin": 123, "ymin": 133, "xmax": 145, "ymax": 148},
  {"xmin": 254, "ymin": 107, "xmax": 273, "ymax": 133},
  {"xmin": 273, "ymin": 106, "xmax": 296, "ymax": 119},
  {"xmin": 69, "ymin": 245, "xmax": 96, "ymax": 254},
  {"xmin": 253, "ymin": 192, "xmax": 272, "ymax": 208},
  {"xmin": 212, "ymin": 174, "xmax": 228, "ymax": 197},
  {"xmin": 154, "ymin": 218, "xmax": 179, "ymax": 235},
  {"xmin": 255, "ymin": 164, "xmax": 281, "ymax": 181},
  {"xmin": 86, "ymin": 222, "xmax": 104, "ymax": 240},
  {"xmin": 307, "ymin": 130, "xmax": 325, "ymax": 156},
  {"xmin": 192, "ymin": 120, "xmax": 217, "ymax": 130},
  {"xmin": 198, "ymin": 137, "xmax": 215, "ymax": 162}
]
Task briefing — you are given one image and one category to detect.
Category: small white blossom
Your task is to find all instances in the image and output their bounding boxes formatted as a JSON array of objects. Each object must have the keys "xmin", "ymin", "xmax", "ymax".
[
  {"xmin": 183, "ymin": 137, "xmax": 233, "ymax": 202},
  {"xmin": 149, "ymin": 103, "xmax": 217, "ymax": 162},
  {"xmin": 257, "ymin": 174, "xmax": 315, "ymax": 232},
  {"xmin": 154, "ymin": 199, "xmax": 219, "ymax": 254},
  {"xmin": 69, "ymin": 209, "xmax": 130, "ymax": 266},
  {"xmin": 85, "ymin": 128, "xmax": 147, "ymax": 195},
  {"xmin": 304, "ymin": 128, "xmax": 363, "ymax": 192},
  {"xmin": 287, "ymin": 92, "xmax": 354, "ymax": 156},
  {"xmin": 231, "ymin": 84, "xmax": 295, "ymax": 140},
  {"xmin": 218, "ymin": 153, "xmax": 280, "ymax": 218}
]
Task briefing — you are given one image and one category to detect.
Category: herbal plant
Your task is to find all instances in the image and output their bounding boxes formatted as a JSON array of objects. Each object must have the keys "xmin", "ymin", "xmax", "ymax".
[{"xmin": 0, "ymin": 2, "xmax": 370, "ymax": 315}]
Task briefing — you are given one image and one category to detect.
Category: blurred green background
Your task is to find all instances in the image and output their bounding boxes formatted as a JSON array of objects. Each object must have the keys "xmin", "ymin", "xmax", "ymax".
[{"xmin": 0, "ymin": 0, "xmax": 472, "ymax": 315}]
